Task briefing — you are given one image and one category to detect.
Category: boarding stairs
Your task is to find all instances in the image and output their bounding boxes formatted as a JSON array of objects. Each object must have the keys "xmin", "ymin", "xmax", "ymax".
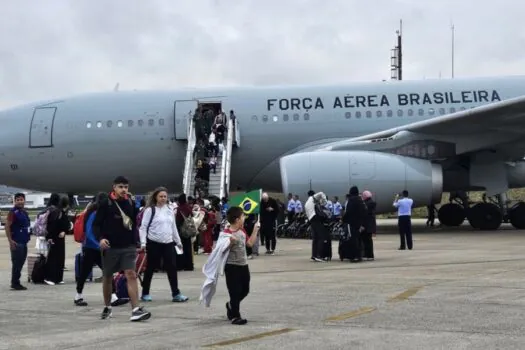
[{"xmin": 182, "ymin": 117, "xmax": 239, "ymax": 199}]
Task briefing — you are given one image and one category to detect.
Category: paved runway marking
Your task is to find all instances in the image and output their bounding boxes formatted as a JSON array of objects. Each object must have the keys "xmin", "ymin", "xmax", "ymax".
[
  {"xmin": 324, "ymin": 306, "xmax": 377, "ymax": 321},
  {"xmin": 202, "ymin": 328, "xmax": 296, "ymax": 348},
  {"xmin": 388, "ymin": 286, "xmax": 424, "ymax": 302}
]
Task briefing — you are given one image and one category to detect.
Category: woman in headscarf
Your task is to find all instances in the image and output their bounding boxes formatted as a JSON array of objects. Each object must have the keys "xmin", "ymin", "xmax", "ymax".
[
  {"xmin": 361, "ymin": 190, "xmax": 376, "ymax": 261},
  {"xmin": 342, "ymin": 186, "xmax": 367, "ymax": 263}
]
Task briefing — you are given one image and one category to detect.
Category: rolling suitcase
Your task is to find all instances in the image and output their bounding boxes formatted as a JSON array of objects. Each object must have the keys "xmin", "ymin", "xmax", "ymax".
[{"xmin": 27, "ymin": 254, "xmax": 40, "ymax": 283}]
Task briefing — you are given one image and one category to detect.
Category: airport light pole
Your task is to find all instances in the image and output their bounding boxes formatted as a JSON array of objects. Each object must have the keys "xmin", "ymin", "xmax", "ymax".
[
  {"xmin": 390, "ymin": 20, "xmax": 403, "ymax": 80},
  {"xmin": 451, "ymin": 23, "xmax": 455, "ymax": 78}
]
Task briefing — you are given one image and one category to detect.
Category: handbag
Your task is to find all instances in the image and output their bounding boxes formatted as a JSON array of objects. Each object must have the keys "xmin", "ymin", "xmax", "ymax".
[{"xmin": 113, "ymin": 201, "xmax": 133, "ymax": 231}]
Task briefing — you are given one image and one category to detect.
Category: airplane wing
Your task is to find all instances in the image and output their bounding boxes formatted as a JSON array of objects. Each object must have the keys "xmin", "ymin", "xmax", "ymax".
[{"xmin": 322, "ymin": 95, "xmax": 525, "ymax": 159}]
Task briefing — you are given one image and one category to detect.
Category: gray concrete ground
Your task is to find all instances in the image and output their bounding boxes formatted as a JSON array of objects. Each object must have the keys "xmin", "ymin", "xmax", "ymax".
[{"xmin": 1, "ymin": 219, "xmax": 525, "ymax": 349}]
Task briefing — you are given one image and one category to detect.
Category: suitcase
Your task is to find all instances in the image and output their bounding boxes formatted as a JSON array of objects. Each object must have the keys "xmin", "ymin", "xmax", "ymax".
[
  {"xmin": 322, "ymin": 237, "xmax": 332, "ymax": 261},
  {"xmin": 27, "ymin": 254, "xmax": 40, "ymax": 283},
  {"xmin": 75, "ymin": 252, "xmax": 93, "ymax": 283},
  {"xmin": 30, "ymin": 254, "xmax": 47, "ymax": 283},
  {"xmin": 338, "ymin": 238, "xmax": 353, "ymax": 261}
]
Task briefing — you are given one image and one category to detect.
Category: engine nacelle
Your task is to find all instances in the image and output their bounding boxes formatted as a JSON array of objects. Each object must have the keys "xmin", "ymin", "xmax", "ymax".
[{"xmin": 279, "ymin": 150, "xmax": 443, "ymax": 213}]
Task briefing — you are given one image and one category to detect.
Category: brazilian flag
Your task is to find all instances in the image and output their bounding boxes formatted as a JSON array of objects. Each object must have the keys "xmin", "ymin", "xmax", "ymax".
[{"xmin": 229, "ymin": 189, "xmax": 262, "ymax": 214}]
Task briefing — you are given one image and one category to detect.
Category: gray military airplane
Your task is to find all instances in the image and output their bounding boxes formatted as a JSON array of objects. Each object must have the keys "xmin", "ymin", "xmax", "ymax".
[{"xmin": 1, "ymin": 75, "xmax": 525, "ymax": 231}]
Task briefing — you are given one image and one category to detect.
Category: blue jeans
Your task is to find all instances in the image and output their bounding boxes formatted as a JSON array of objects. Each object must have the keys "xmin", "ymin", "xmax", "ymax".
[{"xmin": 11, "ymin": 243, "xmax": 28, "ymax": 286}]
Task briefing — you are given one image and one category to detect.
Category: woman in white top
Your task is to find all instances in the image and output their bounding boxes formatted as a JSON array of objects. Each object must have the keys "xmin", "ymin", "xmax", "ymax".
[{"xmin": 139, "ymin": 187, "xmax": 189, "ymax": 303}]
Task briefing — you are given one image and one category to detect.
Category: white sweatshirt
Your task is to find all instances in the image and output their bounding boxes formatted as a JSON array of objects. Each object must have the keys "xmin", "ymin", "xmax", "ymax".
[{"xmin": 139, "ymin": 205, "xmax": 182, "ymax": 246}]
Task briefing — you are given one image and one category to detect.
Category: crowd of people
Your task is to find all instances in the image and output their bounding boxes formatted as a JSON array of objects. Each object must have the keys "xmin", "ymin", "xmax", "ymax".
[
  {"xmin": 192, "ymin": 107, "xmax": 236, "ymax": 198},
  {"xmin": 4, "ymin": 173, "xmax": 414, "ymax": 326}
]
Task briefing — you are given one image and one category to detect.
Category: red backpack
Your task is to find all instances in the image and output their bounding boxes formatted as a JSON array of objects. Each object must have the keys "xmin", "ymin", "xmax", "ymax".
[{"xmin": 73, "ymin": 211, "xmax": 87, "ymax": 243}]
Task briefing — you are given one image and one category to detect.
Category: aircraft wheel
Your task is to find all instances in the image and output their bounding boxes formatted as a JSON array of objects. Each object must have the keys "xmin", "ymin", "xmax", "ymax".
[
  {"xmin": 437, "ymin": 203, "xmax": 465, "ymax": 227},
  {"xmin": 467, "ymin": 203, "xmax": 502, "ymax": 230},
  {"xmin": 509, "ymin": 202, "xmax": 525, "ymax": 229}
]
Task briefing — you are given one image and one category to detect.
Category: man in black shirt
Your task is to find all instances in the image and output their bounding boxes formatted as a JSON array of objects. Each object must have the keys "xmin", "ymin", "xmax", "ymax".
[{"xmin": 93, "ymin": 176, "xmax": 151, "ymax": 322}]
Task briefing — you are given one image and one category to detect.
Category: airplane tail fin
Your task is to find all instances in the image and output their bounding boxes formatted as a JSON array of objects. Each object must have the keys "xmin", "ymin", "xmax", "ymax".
[{"xmin": 113, "ymin": 83, "xmax": 120, "ymax": 92}]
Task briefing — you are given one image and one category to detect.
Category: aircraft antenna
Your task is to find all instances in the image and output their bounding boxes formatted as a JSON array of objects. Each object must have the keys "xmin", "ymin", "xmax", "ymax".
[
  {"xmin": 113, "ymin": 83, "xmax": 120, "ymax": 92},
  {"xmin": 390, "ymin": 19, "xmax": 403, "ymax": 81}
]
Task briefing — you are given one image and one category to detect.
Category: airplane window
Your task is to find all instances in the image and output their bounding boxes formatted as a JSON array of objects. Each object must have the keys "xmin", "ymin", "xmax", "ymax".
[
  {"xmin": 148, "ymin": 119, "xmax": 154, "ymax": 126},
  {"xmin": 107, "ymin": 120, "xmax": 113, "ymax": 128},
  {"xmin": 376, "ymin": 111, "xmax": 382, "ymax": 118},
  {"xmin": 273, "ymin": 115, "xmax": 279, "ymax": 122},
  {"xmin": 303, "ymin": 113, "xmax": 310, "ymax": 121},
  {"xmin": 408, "ymin": 109, "xmax": 414, "ymax": 117},
  {"xmin": 450, "ymin": 107, "xmax": 456, "ymax": 113},
  {"xmin": 96, "ymin": 121, "xmax": 102, "ymax": 128},
  {"xmin": 138, "ymin": 120, "xmax": 144, "ymax": 127},
  {"xmin": 293, "ymin": 113, "xmax": 300, "ymax": 121},
  {"xmin": 460, "ymin": 107, "xmax": 466, "ymax": 111},
  {"xmin": 283, "ymin": 114, "xmax": 289, "ymax": 121},
  {"xmin": 429, "ymin": 108, "xmax": 435, "ymax": 115},
  {"xmin": 439, "ymin": 108, "xmax": 446, "ymax": 115},
  {"xmin": 345, "ymin": 112, "xmax": 351, "ymax": 119},
  {"xmin": 366, "ymin": 111, "xmax": 372, "ymax": 118},
  {"xmin": 387, "ymin": 110, "xmax": 393, "ymax": 117},
  {"xmin": 86, "ymin": 122, "xmax": 92, "ymax": 128},
  {"xmin": 252, "ymin": 115, "xmax": 258, "ymax": 121},
  {"xmin": 355, "ymin": 111, "xmax": 362, "ymax": 118},
  {"xmin": 262, "ymin": 115, "xmax": 268, "ymax": 123},
  {"xmin": 117, "ymin": 120, "xmax": 123, "ymax": 128},
  {"xmin": 159, "ymin": 118, "xmax": 165, "ymax": 126},
  {"xmin": 397, "ymin": 110, "xmax": 403, "ymax": 117},
  {"xmin": 418, "ymin": 108, "xmax": 424, "ymax": 116},
  {"xmin": 128, "ymin": 120, "xmax": 134, "ymax": 127}
]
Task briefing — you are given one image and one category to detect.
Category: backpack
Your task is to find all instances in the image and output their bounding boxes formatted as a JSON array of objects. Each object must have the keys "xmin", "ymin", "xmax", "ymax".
[
  {"xmin": 33, "ymin": 207, "xmax": 53, "ymax": 237},
  {"xmin": 179, "ymin": 212, "xmax": 198, "ymax": 239},
  {"xmin": 73, "ymin": 211, "xmax": 87, "ymax": 243},
  {"xmin": 113, "ymin": 273, "xmax": 129, "ymax": 299}
]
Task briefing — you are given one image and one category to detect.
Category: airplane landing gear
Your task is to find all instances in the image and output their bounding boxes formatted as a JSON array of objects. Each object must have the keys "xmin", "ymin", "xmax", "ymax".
[
  {"xmin": 437, "ymin": 203, "xmax": 465, "ymax": 227},
  {"xmin": 467, "ymin": 202, "xmax": 502, "ymax": 230},
  {"xmin": 437, "ymin": 191, "xmax": 468, "ymax": 227},
  {"xmin": 508, "ymin": 202, "xmax": 525, "ymax": 229}
]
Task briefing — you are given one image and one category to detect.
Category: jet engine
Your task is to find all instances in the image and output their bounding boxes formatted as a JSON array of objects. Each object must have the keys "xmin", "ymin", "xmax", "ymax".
[{"xmin": 279, "ymin": 150, "xmax": 443, "ymax": 213}]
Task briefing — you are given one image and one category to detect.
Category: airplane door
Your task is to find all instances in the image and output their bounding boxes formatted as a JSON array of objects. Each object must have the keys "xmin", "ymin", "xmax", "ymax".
[
  {"xmin": 174, "ymin": 100, "xmax": 198, "ymax": 140},
  {"xmin": 29, "ymin": 107, "xmax": 56, "ymax": 148}
]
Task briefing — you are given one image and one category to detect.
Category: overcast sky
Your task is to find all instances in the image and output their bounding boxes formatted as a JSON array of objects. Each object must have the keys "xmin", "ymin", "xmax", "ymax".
[{"xmin": 0, "ymin": 0, "xmax": 523, "ymax": 108}]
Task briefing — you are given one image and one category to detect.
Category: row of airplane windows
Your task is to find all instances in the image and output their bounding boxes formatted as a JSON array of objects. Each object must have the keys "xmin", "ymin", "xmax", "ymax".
[
  {"xmin": 253, "ymin": 106, "xmax": 469, "ymax": 122},
  {"xmin": 85, "ymin": 118, "xmax": 165, "ymax": 129},
  {"xmin": 84, "ymin": 106, "xmax": 470, "ymax": 128}
]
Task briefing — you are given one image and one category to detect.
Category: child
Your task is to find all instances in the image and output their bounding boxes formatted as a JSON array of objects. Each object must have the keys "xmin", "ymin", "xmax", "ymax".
[
  {"xmin": 209, "ymin": 156, "xmax": 217, "ymax": 174},
  {"xmin": 224, "ymin": 206, "xmax": 259, "ymax": 325}
]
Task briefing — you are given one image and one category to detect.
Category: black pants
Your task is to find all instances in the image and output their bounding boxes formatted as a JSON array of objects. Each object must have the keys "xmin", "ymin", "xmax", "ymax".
[
  {"xmin": 10, "ymin": 243, "xmax": 27, "ymax": 286},
  {"xmin": 348, "ymin": 225, "xmax": 362, "ymax": 261},
  {"xmin": 177, "ymin": 237, "xmax": 194, "ymax": 271},
  {"xmin": 225, "ymin": 264, "xmax": 250, "ymax": 319},
  {"xmin": 287, "ymin": 212, "xmax": 295, "ymax": 224},
  {"xmin": 361, "ymin": 232, "xmax": 374, "ymax": 259},
  {"xmin": 76, "ymin": 248, "xmax": 103, "ymax": 293},
  {"xmin": 261, "ymin": 222, "xmax": 276, "ymax": 251},
  {"xmin": 45, "ymin": 238, "xmax": 65, "ymax": 283},
  {"xmin": 398, "ymin": 216, "xmax": 413, "ymax": 249},
  {"xmin": 142, "ymin": 240, "xmax": 180, "ymax": 296},
  {"xmin": 310, "ymin": 219, "xmax": 327, "ymax": 259}
]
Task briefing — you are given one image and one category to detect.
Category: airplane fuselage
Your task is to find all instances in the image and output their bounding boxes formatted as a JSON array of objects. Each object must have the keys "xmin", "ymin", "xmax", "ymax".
[{"xmin": 0, "ymin": 76, "xmax": 524, "ymax": 195}]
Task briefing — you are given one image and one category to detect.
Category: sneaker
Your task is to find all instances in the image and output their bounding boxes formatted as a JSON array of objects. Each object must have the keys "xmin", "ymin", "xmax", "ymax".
[
  {"xmin": 130, "ymin": 307, "xmax": 151, "ymax": 322},
  {"xmin": 58, "ymin": 281, "xmax": 65, "ymax": 285},
  {"xmin": 141, "ymin": 294, "xmax": 152, "ymax": 302},
  {"xmin": 111, "ymin": 298, "xmax": 130, "ymax": 307},
  {"xmin": 270, "ymin": 251, "xmax": 276, "ymax": 256},
  {"xmin": 313, "ymin": 257, "xmax": 324, "ymax": 262},
  {"xmin": 226, "ymin": 302, "xmax": 233, "ymax": 321},
  {"xmin": 231, "ymin": 317, "xmax": 248, "ymax": 325},
  {"xmin": 74, "ymin": 298, "xmax": 88, "ymax": 306},
  {"xmin": 247, "ymin": 255, "xmax": 253, "ymax": 260},
  {"xmin": 10, "ymin": 284, "xmax": 27, "ymax": 291},
  {"xmin": 44, "ymin": 280, "xmax": 55, "ymax": 286},
  {"xmin": 172, "ymin": 293, "xmax": 189, "ymax": 302},
  {"xmin": 101, "ymin": 306, "xmax": 112, "ymax": 320}
]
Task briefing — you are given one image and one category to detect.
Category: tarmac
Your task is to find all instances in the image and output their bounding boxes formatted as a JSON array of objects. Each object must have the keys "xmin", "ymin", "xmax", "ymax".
[{"xmin": 1, "ymin": 219, "xmax": 525, "ymax": 349}]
